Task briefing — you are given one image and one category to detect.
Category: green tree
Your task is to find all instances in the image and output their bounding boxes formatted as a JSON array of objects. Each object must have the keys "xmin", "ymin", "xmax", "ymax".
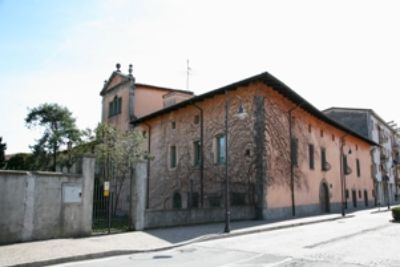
[
  {"xmin": 5, "ymin": 153, "xmax": 36, "ymax": 170},
  {"xmin": 0, "ymin": 137, "xmax": 6, "ymax": 168},
  {"xmin": 95, "ymin": 123, "xmax": 146, "ymax": 215},
  {"xmin": 25, "ymin": 103, "xmax": 81, "ymax": 171}
]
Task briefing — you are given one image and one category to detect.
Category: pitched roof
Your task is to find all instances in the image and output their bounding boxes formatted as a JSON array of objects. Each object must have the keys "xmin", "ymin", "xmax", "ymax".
[
  {"xmin": 135, "ymin": 83, "xmax": 194, "ymax": 95},
  {"xmin": 100, "ymin": 71, "xmax": 194, "ymax": 96},
  {"xmin": 100, "ymin": 71, "xmax": 131, "ymax": 96},
  {"xmin": 131, "ymin": 72, "xmax": 378, "ymax": 146},
  {"xmin": 324, "ymin": 107, "xmax": 398, "ymax": 134}
]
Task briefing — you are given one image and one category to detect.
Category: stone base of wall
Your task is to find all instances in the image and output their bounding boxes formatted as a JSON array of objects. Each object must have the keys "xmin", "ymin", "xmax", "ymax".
[
  {"xmin": 263, "ymin": 200, "xmax": 382, "ymax": 221},
  {"xmin": 345, "ymin": 201, "xmax": 375, "ymax": 212},
  {"xmin": 144, "ymin": 206, "xmax": 255, "ymax": 229},
  {"xmin": 264, "ymin": 202, "xmax": 343, "ymax": 221}
]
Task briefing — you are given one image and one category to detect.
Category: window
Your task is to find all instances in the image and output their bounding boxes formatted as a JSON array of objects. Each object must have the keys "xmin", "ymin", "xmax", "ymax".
[
  {"xmin": 194, "ymin": 115, "xmax": 200, "ymax": 124},
  {"xmin": 343, "ymin": 155, "xmax": 349, "ymax": 174},
  {"xmin": 321, "ymin": 147, "xmax": 327, "ymax": 171},
  {"xmin": 193, "ymin": 141, "xmax": 201, "ymax": 166},
  {"xmin": 231, "ymin": 192, "xmax": 246, "ymax": 206},
  {"xmin": 332, "ymin": 134, "xmax": 335, "ymax": 141},
  {"xmin": 171, "ymin": 121, "xmax": 176, "ymax": 129},
  {"xmin": 108, "ymin": 96, "xmax": 122, "ymax": 117},
  {"xmin": 173, "ymin": 192, "xmax": 182, "ymax": 209},
  {"xmin": 291, "ymin": 138, "xmax": 298, "ymax": 166},
  {"xmin": 216, "ymin": 135, "xmax": 226, "ymax": 164},
  {"xmin": 308, "ymin": 124, "xmax": 312, "ymax": 133},
  {"xmin": 356, "ymin": 159, "xmax": 361, "ymax": 177},
  {"xmin": 309, "ymin": 144, "xmax": 315, "ymax": 170},
  {"xmin": 320, "ymin": 129, "xmax": 324, "ymax": 137},
  {"xmin": 170, "ymin": 145, "xmax": 177, "ymax": 168}
]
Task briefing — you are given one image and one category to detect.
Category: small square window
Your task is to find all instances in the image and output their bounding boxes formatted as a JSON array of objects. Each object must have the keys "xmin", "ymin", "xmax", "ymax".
[
  {"xmin": 171, "ymin": 121, "xmax": 176, "ymax": 129},
  {"xmin": 142, "ymin": 131, "xmax": 147, "ymax": 137}
]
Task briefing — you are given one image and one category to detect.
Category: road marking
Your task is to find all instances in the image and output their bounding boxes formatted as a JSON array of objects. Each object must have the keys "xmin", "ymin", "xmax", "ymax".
[{"xmin": 304, "ymin": 224, "xmax": 392, "ymax": 249}]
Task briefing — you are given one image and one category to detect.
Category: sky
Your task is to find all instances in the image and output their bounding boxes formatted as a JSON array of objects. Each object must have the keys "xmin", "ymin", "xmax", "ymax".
[{"xmin": 1, "ymin": 0, "xmax": 400, "ymax": 154}]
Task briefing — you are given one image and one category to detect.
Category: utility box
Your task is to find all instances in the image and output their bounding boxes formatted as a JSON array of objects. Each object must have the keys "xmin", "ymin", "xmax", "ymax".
[{"xmin": 62, "ymin": 183, "xmax": 82, "ymax": 204}]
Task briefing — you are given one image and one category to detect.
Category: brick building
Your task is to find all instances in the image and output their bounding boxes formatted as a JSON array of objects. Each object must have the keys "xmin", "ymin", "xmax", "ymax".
[
  {"xmin": 132, "ymin": 72, "xmax": 376, "ymax": 225},
  {"xmin": 100, "ymin": 65, "xmax": 377, "ymax": 227}
]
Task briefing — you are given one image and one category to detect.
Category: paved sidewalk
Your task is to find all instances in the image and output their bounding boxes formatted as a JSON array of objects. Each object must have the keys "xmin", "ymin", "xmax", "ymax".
[{"xmin": 0, "ymin": 213, "xmax": 352, "ymax": 267}]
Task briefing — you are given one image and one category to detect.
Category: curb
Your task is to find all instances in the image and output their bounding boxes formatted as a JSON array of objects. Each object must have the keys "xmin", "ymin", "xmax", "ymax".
[{"xmin": 9, "ymin": 214, "xmax": 351, "ymax": 267}]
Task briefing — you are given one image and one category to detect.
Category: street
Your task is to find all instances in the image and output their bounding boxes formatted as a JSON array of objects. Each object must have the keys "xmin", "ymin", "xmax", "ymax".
[{"xmin": 53, "ymin": 208, "xmax": 399, "ymax": 267}]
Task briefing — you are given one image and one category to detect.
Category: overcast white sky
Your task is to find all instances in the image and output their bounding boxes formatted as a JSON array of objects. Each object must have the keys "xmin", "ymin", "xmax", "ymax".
[{"xmin": 1, "ymin": 0, "xmax": 400, "ymax": 154}]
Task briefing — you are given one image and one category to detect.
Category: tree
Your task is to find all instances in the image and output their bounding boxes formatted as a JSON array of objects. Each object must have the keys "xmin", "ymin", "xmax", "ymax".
[
  {"xmin": 25, "ymin": 103, "xmax": 81, "ymax": 171},
  {"xmin": 0, "ymin": 137, "xmax": 7, "ymax": 168},
  {"xmin": 5, "ymin": 153, "xmax": 35, "ymax": 170},
  {"xmin": 94, "ymin": 123, "xmax": 146, "ymax": 215}
]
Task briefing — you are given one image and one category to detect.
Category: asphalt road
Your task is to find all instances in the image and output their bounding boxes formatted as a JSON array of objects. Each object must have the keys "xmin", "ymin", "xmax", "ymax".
[{"xmin": 53, "ymin": 208, "xmax": 399, "ymax": 267}]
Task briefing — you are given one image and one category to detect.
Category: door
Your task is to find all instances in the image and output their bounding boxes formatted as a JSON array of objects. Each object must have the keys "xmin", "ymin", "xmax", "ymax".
[
  {"xmin": 319, "ymin": 182, "xmax": 330, "ymax": 213},
  {"xmin": 364, "ymin": 190, "xmax": 368, "ymax": 207}
]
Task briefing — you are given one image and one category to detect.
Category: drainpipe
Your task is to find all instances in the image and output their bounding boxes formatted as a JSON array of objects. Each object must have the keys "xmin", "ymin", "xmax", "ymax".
[
  {"xmin": 288, "ymin": 104, "xmax": 305, "ymax": 217},
  {"xmin": 192, "ymin": 102, "xmax": 204, "ymax": 207},
  {"xmin": 339, "ymin": 135, "xmax": 347, "ymax": 217},
  {"xmin": 142, "ymin": 122, "xmax": 151, "ymax": 209}
]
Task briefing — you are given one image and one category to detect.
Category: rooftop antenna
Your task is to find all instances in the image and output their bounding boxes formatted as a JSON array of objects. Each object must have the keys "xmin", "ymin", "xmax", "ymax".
[{"xmin": 186, "ymin": 59, "xmax": 191, "ymax": 90}]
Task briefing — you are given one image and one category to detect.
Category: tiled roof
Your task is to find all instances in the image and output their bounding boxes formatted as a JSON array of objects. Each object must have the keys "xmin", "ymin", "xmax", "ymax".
[{"xmin": 132, "ymin": 72, "xmax": 378, "ymax": 146}]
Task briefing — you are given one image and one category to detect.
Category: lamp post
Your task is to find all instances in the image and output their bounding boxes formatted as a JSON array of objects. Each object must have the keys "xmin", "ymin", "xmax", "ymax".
[
  {"xmin": 224, "ymin": 91, "xmax": 247, "ymax": 233},
  {"xmin": 224, "ymin": 96, "xmax": 230, "ymax": 233}
]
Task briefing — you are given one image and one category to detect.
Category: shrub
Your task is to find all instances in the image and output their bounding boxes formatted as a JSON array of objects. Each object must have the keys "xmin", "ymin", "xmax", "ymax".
[{"xmin": 392, "ymin": 207, "xmax": 400, "ymax": 222}]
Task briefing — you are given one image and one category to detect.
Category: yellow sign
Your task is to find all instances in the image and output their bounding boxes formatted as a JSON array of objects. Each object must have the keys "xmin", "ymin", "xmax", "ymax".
[{"xmin": 104, "ymin": 181, "xmax": 110, "ymax": 197}]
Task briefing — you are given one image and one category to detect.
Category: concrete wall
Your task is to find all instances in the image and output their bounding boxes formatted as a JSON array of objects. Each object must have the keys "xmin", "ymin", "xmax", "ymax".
[{"xmin": 0, "ymin": 157, "xmax": 95, "ymax": 245}]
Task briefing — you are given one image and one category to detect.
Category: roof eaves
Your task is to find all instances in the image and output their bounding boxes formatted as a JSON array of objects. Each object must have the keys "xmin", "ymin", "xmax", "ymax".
[
  {"xmin": 131, "ymin": 72, "xmax": 378, "ymax": 146},
  {"xmin": 100, "ymin": 72, "xmax": 131, "ymax": 96},
  {"xmin": 135, "ymin": 83, "xmax": 194, "ymax": 95}
]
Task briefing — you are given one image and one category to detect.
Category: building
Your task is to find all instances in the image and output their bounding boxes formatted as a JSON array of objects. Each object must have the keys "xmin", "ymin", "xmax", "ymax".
[
  {"xmin": 324, "ymin": 108, "xmax": 400, "ymax": 206},
  {"xmin": 125, "ymin": 71, "xmax": 376, "ymax": 228},
  {"xmin": 100, "ymin": 63, "xmax": 194, "ymax": 131},
  {"xmin": 99, "ymin": 63, "xmax": 194, "ymax": 215}
]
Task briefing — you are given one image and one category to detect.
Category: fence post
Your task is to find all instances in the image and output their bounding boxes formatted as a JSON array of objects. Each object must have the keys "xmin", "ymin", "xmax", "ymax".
[{"xmin": 130, "ymin": 161, "xmax": 147, "ymax": 230}]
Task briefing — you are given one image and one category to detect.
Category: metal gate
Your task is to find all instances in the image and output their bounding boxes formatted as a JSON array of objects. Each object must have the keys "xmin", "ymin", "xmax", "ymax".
[{"xmin": 92, "ymin": 178, "xmax": 130, "ymax": 234}]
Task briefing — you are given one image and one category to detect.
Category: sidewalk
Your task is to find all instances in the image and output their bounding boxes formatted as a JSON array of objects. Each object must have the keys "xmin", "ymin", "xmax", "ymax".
[{"xmin": 0, "ymin": 213, "xmax": 350, "ymax": 267}]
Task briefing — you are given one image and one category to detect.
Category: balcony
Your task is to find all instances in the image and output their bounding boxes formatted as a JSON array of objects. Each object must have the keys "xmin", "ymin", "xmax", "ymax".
[
  {"xmin": 379, "ymin": 131, "xmax": 389, "ymax": 144},
  {"xmin": 380, "ymin": 147, "xmax": 390, "ymax": 160}
]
